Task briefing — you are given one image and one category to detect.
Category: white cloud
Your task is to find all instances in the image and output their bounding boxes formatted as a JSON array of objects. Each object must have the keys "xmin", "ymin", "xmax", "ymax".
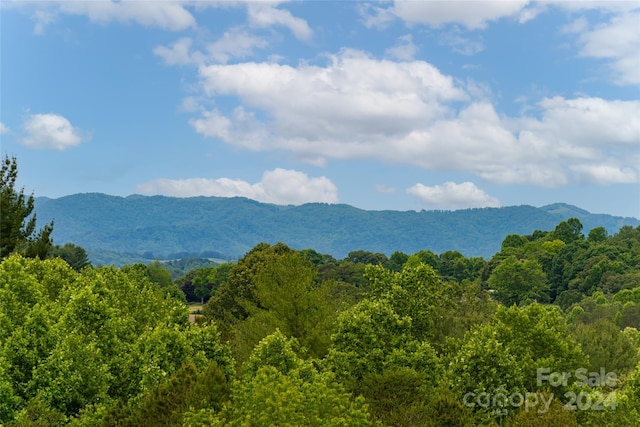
[
  {"xmin": 407, "ymin": 181, "xmax": 500, "ymax": 209},
  {"xmin": 570, "ymin": 164, "xmax": 638, "ymax": 185},
  {"xmin": 189, "ymin": 107, "xmax": 268, "ymax": 150},
  {"xmin": 195, "ymin": 49, "xmax": 467, "ymax": 145},
  {"xmin": 247, "ymin": 3, "xmax": 312, "ymax": 40},
  {"xmin": 561, "ymin": 17, "xmax": 589, "ymax": 34},
  {"xmin": 548, "ymin": 1, "xmax": 639, "ymax": 14},
  {"xmin": 24, "ymin": 0, "xmax": 312, "ymax": 38},
  {"xmin": 179, "ymin": 96, "xmax": 202, "ymax": 113},
  {"xmin": 375, "ymin": 184, "xmax": 396, "ymax": 194},
  {"xmin": 0, "ymin": 122, "xmax": 9, "ymax": 135},
  {"xmin": 46, "ymin": 1, "xmax": 197, "ymax": 32},
  {"xmin": 206, "ymin": 27, "xmax": 269, "ymax": 63},
  {"xmin": 21, "ymin": 113, "xmax": 90, "ymax": 150},
  {"xmin": 136, "ymin": 168, "xmax": 338, "ymax": 205},
  {"xmin": 358, "ymin": 3, "xmax": 396, "ymax": 29},
  {"xmin": 390, "ymin": 0, "xmax": 531, "ymax": 29},
  {"xmin": 185, "ymin": 47, "xmax": 639, "ymax": 188},
  {"xmin": 32, "ymin": 9, "xmax": 57, "ymax": 35},
  {"xmin": 527, "ymin": 96, "xmax": 639, "ymax": 149},
  {"xmin": 154, "ymin": 37, "xmax": 200, "ymax": 65},
  {"xmin": 439, "ymin": 30, "xmax": 485, "ymax": 56},
  {"xmin": 154, "ymin": 28, "xmax": 268, "ymax": 66},
  {"xmin": 385, "ymin": 34, "xmax": 418, "ymax": 61},
  {"xmin": 576, "ymin": 12, "xmax": 640, "ymax": 85}
]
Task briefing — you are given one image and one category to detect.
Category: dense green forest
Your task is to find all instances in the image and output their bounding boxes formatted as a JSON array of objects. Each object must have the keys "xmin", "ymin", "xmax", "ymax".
[
  {"xmin": 35, "ymin": 193, "xmax": 638, "ymax": 265},
  {"xmin": 2, "ymin": 156, "xmax": 640, "ymax": 426}
]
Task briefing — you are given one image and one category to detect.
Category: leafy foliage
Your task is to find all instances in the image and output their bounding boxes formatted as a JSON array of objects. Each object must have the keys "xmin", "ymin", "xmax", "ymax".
[
  {"xmin": 0, "ymin": 255, "xmax": 233, "ymax": 424},
  {"xmin": 2, "ymin": 203, "xmax": 640, "ymax": 426}
]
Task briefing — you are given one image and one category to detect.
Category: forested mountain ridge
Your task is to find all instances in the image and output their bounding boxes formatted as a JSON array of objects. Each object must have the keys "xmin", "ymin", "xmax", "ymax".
[{"xmin": 35, "ymin": 193, "xmax": 638, "ymax": 264}]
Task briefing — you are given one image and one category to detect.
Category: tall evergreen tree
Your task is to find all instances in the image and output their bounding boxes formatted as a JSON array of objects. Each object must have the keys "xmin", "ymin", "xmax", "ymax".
[{"xmin": 1, "ymin": 155, "xmax": 53, "ymax": 259}]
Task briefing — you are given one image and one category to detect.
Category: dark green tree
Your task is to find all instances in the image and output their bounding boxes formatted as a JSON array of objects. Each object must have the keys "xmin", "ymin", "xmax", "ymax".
[
  {"xmin": 588, "ymin": 226, "xmax": 608, "ymax": 243},
  {"xmin": 48, "ymin": 243, "xmax": 91, "ymax": 272},
  {"xmin": 552, "ymin": 218, "xmax": 584, "ymax": 243},
  {"xmin": 0, "ymin": 156, "xmax": 53, "ymax": 260},
  {"xmin": 346, "ymin": 250, "xmax": 388, "ymax": 265},
  {"xmin": 385, "ymin": 251, "xmax": 409, "ymax": 272}
]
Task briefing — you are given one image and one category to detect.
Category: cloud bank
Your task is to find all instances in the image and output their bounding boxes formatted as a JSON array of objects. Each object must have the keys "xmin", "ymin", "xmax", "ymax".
[
  {"xmin": 137, "ymin": 168, "xmax": 338, "ymax": 205},
  {"xmin": 407, "ymin": 181, "xmax": 500, "ymax": 209},
  {"xmin": 180, "ymin": 49, "xmax": 639, "ymax": 187}
]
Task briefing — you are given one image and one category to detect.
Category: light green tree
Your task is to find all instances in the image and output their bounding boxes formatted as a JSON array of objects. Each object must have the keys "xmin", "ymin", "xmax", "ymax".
[
  {"xmin": 186, "ymin": 331, "xmax": 371, "ymax": 427},
  {"xmin": 234, "ymin": 252, "xmax": 349, "ymax": 362},
  {"xmin": 0, "ymin": 255, "xmax": 233, "ymax": 424},
  {"xmin": 488, "ymin": 255, "xmax": 550, "ymax": 305},
  {"xmin": 326, "ymin": 298, "xmax": 440, "ymax": 392}
]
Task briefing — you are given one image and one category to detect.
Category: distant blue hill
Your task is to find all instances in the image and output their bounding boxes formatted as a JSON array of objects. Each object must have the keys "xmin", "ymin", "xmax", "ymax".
[{"xmin": 35, "ymin": 194, "xmax": 639, "ymax": 265}]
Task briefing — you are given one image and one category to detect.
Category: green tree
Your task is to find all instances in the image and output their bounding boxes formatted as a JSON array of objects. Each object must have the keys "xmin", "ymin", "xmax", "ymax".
[
  {"xmin": 552, "ymin": 218, "xmax": 584, "ymax": 243},
  {"xmin": 448, "ymin": 325, "xmax": 526, "ymax": 414},
  {"xmin": 405, "ymin": 249, "xmax": 439, "ymax": 270},
  {"xmin": 0, "ymin": 155, "xmax": 53, "ymax": 260},
  {"xmin": 490, "ymin": 304, "xmax": 586, "ymax": 391},
  {"xmin": 325, "ymin": 298, "xmax": 440, "ymax": 392},
  {"xmin": 366, "ymin": 262, "xmax": 456, "ymax": 344},
  {"xmin": 191, "ymin": 331, "xmax": 371, "ymax": 427},
  {"xmin": 588, "ymin": 226, "xmax": 608, "ymax": 243},
  {"xmin": 488, "ymin": 256, "xmax": 550, "ymax": 306},
  {"xmin": 0, "ymin": 255, "xmax": 236, "ymax": 424},
  {"xmin": 385, "ymin": 250, "xmax": 409, "ymax": 272},
  {"xmin": 0, "ymin": 356, "xmax": 20, "ymax": 423},
  {"xmin": 346, "ymin": 250, "xmax": 388, "ymax": 265},
  {"xmin": 501, "ymin": 234, "xmax": 528, "ymax": 251},
  {"xmin": 233, "ymin": 253, "xmax": 350, "ymax": 361},
  {"xmin": 48, "ymin": 243, "xmax": 91, "ymax": 272},
  {"xmin": 447, "ymin": 304, "xmax": 586, "ymax": 421},
  {"xmin": 203, "ymin": 242, "xmax": 295, "ymax": 338},
  {"xmin": 192, "ymin": 266, "xmax": 218, "ymax": 304},
  {"xmin": 572, "ymin": 318, "xmax": 639, "ymax": 375},
  {"xmin": 105, "ymin": 360, "xmax": 230, "ymax": 427}
]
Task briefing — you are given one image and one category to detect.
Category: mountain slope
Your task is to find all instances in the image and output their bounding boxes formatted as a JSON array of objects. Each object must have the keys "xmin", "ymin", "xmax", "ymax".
[{"xmin": 35, "ymin": 194, "xmax": 639, "ymax": 264}]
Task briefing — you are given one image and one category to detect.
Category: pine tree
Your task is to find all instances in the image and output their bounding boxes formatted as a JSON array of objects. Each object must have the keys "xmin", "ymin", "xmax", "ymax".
[{"xmin": 0, "ymin": 155, "xmax": 53, "ymax": 259}]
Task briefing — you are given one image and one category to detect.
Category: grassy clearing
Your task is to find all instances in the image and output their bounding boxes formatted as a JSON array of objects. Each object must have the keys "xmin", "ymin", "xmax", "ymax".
[{"xmin": 188, "ymin": 303, "xmax": 204, "ymax": 314}]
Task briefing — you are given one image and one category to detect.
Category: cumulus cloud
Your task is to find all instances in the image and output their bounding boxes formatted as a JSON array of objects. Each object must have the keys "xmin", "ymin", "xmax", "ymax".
[
  {"xmin": 385, "ymin": 34, "xmax": 418, "ymax": 61},
  {"xmin": 46, "ymin": 1, "xmax": 197, "ymax": 32},
  {"xmin": 136, "ymin": 168, "xmax": 338, "ymax": 205},
  {"xmin": 206, "ymin": 27, "xmax": 269, "ymax": 63},
  {"xmin": 24, "ymin": 0, "xmax": 313, "ymax": 40},
  {"xmin": 185, "ymin": 45, "xmax": 639, "ymax": 187},
  {"xmin": 0, "ymin": 122, "xmax": 9, "ymax": 135},
  {"xmin": 576, "ymin": 12, "xmax": 640, "ymax": 85},
  {"xmin": 21, "ymin": 113, "xmax": 90, "ymax": 150},
  {"xmin": 407, "ymin": 181, "xmax": 500, "ymax": 210},
  {"xmin": 247, "ymin": 3, "xmax": 312, "ymax": 40},
  {"xmin": 155, "ymin": 29, "xmax": 270, "ymax": 66},
  {"xmin": 570, "ymin": 164, "xmax": 638, "ymax": 185},
  {"xmin": 154, "ymin": 37, "xmax": 199, "ymax": 66},
  {"xmin": 195, "ymin": 49, "xmax": 467, "ymax": 145},
  {"xmin": 389, "ymin": 0, "xmax": 530, "ymax": 29},
  {"xmin": 524, "ymin": 97, "xmax": 639, "ymax": 149}
]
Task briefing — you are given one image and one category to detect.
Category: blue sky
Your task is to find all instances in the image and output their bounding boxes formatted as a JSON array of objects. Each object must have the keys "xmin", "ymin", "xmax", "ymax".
[{"xmin": 1, "ymin": 1, "xmax": 639, "ymax": 218}]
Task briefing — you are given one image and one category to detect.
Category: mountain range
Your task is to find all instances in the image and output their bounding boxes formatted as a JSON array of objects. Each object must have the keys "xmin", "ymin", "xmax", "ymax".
[{"xmin": 34, "ymin": 193, "xmax": 639, "ymax": 265}]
